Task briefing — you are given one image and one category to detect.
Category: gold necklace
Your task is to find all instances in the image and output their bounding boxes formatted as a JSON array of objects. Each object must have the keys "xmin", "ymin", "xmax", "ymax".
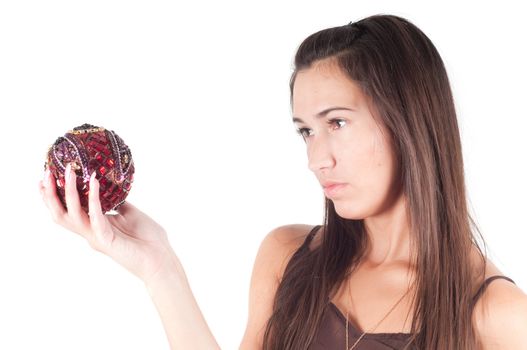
[{"xmin": 345, "ymin": 278, "xmax": 411, "ymax": 350}]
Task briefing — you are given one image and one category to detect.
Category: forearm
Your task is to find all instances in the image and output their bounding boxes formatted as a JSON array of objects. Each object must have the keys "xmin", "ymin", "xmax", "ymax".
[{"xmin": 145, "ymin": 255, "xmax": 221, "ymax": 350}]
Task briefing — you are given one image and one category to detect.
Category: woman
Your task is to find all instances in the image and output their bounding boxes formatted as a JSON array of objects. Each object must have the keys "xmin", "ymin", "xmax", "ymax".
[{"xmin": 39, "ymin": 14, "xmax": 527, "ymax": 349}]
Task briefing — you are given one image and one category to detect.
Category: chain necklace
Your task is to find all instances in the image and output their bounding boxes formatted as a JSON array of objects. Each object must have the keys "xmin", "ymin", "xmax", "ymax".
[{"xmin": 345, "ymin": 278, "xmax": 411, "ymax": 350}]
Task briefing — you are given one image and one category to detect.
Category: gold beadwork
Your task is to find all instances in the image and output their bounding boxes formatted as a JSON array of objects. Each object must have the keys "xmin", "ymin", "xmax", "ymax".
[
  {"xmin": 69, "ymin": 161, "xmax": 81, "ymax": 171},
  {"xmin": 68, "ymin": 127, "xmax": 105, "ymax": 135}
]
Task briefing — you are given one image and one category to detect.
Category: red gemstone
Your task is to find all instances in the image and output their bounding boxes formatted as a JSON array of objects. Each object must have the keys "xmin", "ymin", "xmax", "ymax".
[
  {"xmin": 100, "ymin": 177, "xmax": 108, "ymax": 186},
  {"xmin": 92, "ymin": 143, "xmax": 104, "ymax": 153},
  {"xmin": 107, "ymin": 158, "xmax": 114, "ymax": 167},
  {"xmin": 99, "ymin": 166, "xmax": 106, "ymax": 175}
]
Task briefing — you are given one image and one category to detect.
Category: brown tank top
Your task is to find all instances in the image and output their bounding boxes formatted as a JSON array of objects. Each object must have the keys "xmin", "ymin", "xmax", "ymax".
[{"xmin": 297, "ymin": 225, "xmax": 516, "ymax": 350}]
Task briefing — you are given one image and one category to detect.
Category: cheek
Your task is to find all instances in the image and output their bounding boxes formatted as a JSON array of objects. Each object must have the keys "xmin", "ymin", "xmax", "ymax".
[
  {"xmin": 334, "ymin": 129, "xmax": 398, "ymax": 218},
  {"xmin": 336, "ymin": 127, "xmax": 378, "ymax": 185}
]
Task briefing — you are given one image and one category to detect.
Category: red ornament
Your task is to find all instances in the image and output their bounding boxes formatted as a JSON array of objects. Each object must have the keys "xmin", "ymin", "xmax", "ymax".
[{"xmin": 44, "ymin": 123, "xmax": 135, "ymax": 214}]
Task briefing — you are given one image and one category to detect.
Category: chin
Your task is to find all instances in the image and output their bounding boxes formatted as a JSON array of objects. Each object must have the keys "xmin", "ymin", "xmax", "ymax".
[{"xmin": 331, "ymin": 199, "xmax": 367, "ymax": 220}]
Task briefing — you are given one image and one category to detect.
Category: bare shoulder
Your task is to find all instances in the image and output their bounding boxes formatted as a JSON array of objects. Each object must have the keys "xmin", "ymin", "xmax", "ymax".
[
  {"xmin": 267, "ymin": 223, "xmax": 319, "ymax": 247},
  {"xmin": 252, "ymin": 224, "xmax": 321, "ymax": 288},
  {"xmin": 239, "ymin": 224, "xmax": 319, "ymax": 350},
  {"xmin": 473, "ymin": 258, "xmax": 527, "ymax": 349}
]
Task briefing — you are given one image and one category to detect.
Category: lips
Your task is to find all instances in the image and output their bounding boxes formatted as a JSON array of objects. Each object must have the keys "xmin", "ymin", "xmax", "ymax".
[
  {"xmin": 321, "ymin": 181, "xmax": 348, "ymax": 197},
  {"xmin": 321, "ymin": 181, "xmax": 347, "ymax": 189}
]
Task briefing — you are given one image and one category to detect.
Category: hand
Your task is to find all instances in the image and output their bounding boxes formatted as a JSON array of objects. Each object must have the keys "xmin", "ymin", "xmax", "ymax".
[{"xmin": 39, "ymin": 163, "xmax": 177, "ymax": 286}]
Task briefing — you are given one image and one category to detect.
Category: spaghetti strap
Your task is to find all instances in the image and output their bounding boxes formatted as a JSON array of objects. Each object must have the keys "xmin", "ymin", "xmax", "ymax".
[{"xmin": 472, "ymin": 275, "xmax": 515, "ymax": 305}]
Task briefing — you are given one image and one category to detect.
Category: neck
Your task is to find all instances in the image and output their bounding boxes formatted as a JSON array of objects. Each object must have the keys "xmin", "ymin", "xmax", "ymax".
[{"xmin": 362, "ymin": 193, "xmax": 413, "ymax": 268}]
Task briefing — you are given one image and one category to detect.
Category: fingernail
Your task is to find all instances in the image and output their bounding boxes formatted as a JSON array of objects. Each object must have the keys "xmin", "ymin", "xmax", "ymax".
[
  {"xmin": 90, "ymin": 171, "xmax": 97, "ymax": 188},
  {"xmin": 65, "ymin": 163, "xmax": 71, "ymax": 183}
]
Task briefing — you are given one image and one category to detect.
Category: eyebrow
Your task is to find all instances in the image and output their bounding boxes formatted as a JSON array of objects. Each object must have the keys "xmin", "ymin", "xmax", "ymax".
[{"xmin": 292, "ymin": 107, "xmax": 356, "ymax": 124}]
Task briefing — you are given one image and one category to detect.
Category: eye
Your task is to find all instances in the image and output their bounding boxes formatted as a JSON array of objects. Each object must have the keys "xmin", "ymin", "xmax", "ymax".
[
  {"xmin": 295, "ymin": 127, "xmax": 312, "ymax": 139},
  {"xmin": 295, "ymin": 118, "xmax": 347, "ymax": 141},
  {"xmin": 328, "ymin": 118, "xmax": 347, "ymax": 130}
]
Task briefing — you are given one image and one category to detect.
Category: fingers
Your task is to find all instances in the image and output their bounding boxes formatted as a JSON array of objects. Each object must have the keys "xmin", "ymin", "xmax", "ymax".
[
  {"xmin": 115, "ymin": 201, "xmax": 140, "ymax": 219},
  {"xmin": 111, "ymin": 201, "xmax": 141, "ymax": 229},
  {"xmin": 88, "ymin": 172, "xmax": 103, "ymax": 222},
  {"xmin": 115, "ymin": 201, "xmax": 134, "ymax": 216},
  {"xmin": 40, "ymin": 166, "xmax": 114, "ymax": 252},
  {"xmin": 40, "ymin": 165, "xmax": 90, "ymax": 239},
  {"xmin": 40, "ymin": 167, "xmax": 67, "ymax": 224},
  {"xmin": 64, "ymin": 163, "xmax": 83, "ymax": 223},
  {"xmin": 88, "ymin": 172, "xmax": 113, "ymax": 247}
]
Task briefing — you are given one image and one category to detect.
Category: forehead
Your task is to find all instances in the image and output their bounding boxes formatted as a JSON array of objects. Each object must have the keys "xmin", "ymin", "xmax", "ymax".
[{"xmin": 292, "ymin": 59, "xmax": 368, "ymax": 115}]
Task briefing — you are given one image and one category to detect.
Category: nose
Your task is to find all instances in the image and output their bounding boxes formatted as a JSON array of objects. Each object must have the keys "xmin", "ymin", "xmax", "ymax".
[{"xmin": 307, "ymin": 135, "xmax": 336, "ymax": 173}]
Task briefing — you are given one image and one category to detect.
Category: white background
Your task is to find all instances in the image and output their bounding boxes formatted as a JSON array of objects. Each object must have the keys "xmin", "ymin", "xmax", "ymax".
[{"xmin": 1, "ymin": 1, "xmax": 526, "ymax": 349}]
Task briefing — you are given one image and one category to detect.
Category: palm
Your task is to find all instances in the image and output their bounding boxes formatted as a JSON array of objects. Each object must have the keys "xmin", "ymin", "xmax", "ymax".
[{"xmin": 94, "ymin": 202, "xmax": 174, "ymax": 283}]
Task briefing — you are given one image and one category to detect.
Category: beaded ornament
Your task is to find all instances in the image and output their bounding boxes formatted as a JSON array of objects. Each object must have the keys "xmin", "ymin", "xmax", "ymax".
[{"xmin": 44, "ymin": 123, "xmax": 135, "ymax": 214}]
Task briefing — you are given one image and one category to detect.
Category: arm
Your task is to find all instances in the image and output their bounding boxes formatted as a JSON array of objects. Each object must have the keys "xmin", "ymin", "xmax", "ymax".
[
  {"xmin": 39, "ymin": 166, "xmax": 220, "ymax": 349},
  {"xmin": 145, "ymin": 255, "xmax": 220, "ymax": 350},
  {"xmin": 145, "ymin": 224, "xmax": 312, "ymax": 350}
]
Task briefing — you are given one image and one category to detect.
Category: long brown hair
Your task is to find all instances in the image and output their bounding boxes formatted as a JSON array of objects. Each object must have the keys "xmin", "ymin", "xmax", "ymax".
[{"xmin": 263, "ymin": 14, "xmax": 488, "ymax": 349}]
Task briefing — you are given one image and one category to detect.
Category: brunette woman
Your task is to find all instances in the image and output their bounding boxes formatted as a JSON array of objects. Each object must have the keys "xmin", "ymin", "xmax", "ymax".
[{"xmin": 40, "ymin": 14, "xmax": 527, "ymax": 350}]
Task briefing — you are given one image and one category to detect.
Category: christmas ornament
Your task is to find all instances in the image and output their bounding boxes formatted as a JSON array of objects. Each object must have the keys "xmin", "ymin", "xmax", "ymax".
[{"xmin": 44, "ymin": 123, "xmax": 135, "ymax": 214}]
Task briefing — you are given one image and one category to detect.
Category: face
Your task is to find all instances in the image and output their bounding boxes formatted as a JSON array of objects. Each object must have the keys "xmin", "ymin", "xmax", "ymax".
[{"xmin": 292, "ymin": 59, "xmax": 401, "ymax": 220}]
